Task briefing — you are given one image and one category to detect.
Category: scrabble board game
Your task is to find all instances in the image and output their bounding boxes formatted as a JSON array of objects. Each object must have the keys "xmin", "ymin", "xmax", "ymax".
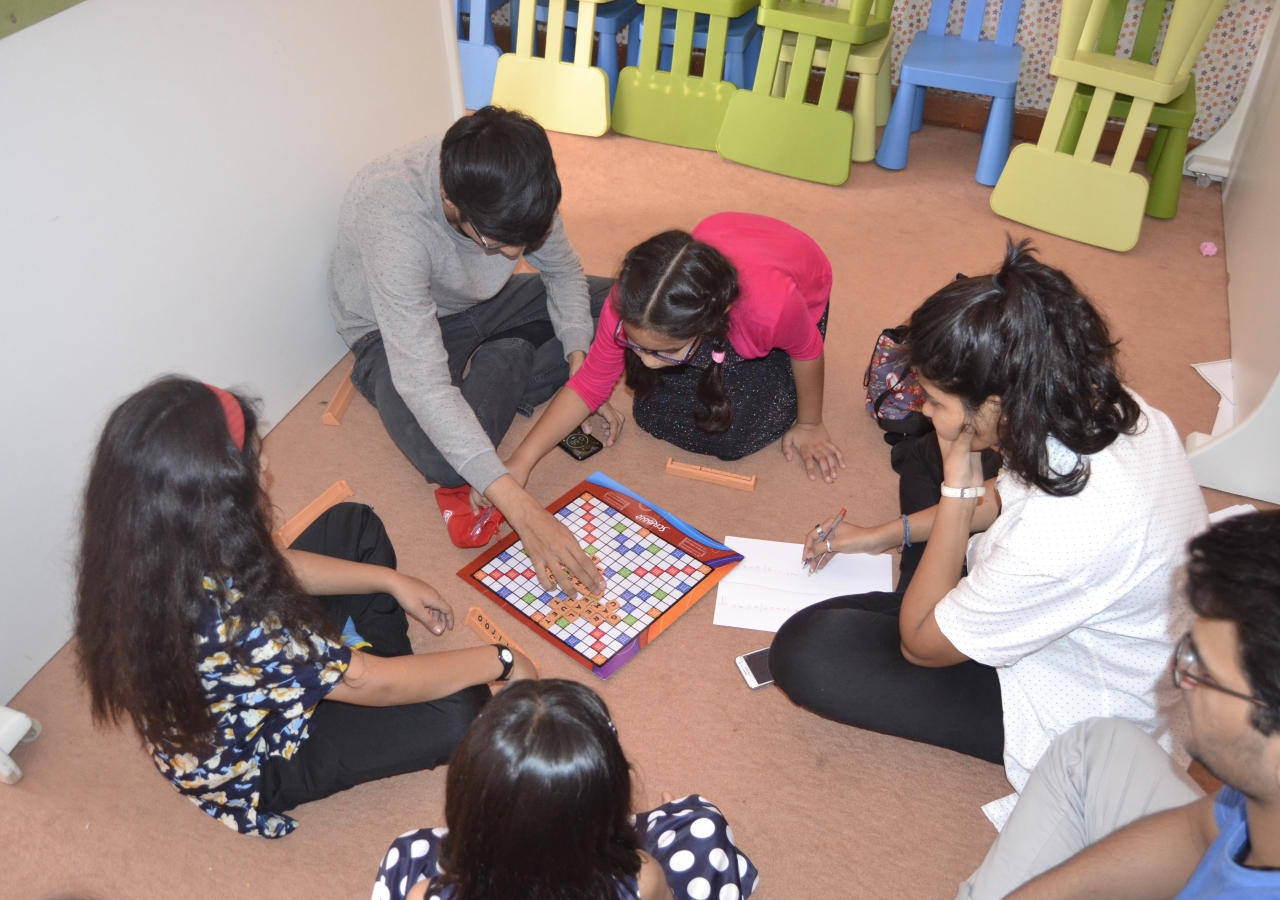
[{"xmin": 458, "ymin": 472, "xmax": 743, "ymax": 678}]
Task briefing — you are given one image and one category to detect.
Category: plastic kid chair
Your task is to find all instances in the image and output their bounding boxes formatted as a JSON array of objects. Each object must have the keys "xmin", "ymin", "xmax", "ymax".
[
  {"xmin": 989, "ymin": 0, "xmax": 1227, "ymax": 251},
  {"xmin": 641, "ymin": 7, "xmax": 764, "ymax": 89},
  {"xmin": 492, "ymin": 0, "xmax": 613, "ymax": 135},
  {"xmin": 612, "ymin": 0, "xmax": 761, "ymax": 151},
  {"xmin": 512, "ymin": 0, "xmax": 645, "ymax": 101},
  {"xmin": 715, "ymin": 0, "xmax": 893, "ymax": 185},
  {"xmin": 456, "ymin": 0, "xmax": 510, "ymax": 110},
  {"xmin": 874, "ymin": 0, "xmax": 1024, "ymax": 186},
  {"xmin": 1054, "ymin": 0, "xmax": 1199, "ymax": 219}
]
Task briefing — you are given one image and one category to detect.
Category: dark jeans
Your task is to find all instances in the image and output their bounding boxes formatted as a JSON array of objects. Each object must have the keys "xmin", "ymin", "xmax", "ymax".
[
  {"xmin": 769, "ymin": 434, "xmax": 1007, "ymax": 764},
  {"xmin": 351, "ymin": 274, "xmax": 615, "ymax": 488},
  {"xmin": 257, "ymin": 503, "xmax": 490, "ymax": 814}
]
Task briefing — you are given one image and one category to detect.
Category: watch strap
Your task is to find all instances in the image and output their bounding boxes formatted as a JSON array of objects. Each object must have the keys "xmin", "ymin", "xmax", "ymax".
[
  {"xmin": 940, "ymin": 484, "xmax": 986, "ymax": 499},
  {"xmin": 494, "ymin": 644, "xmax": 515, "ymax": 682}
]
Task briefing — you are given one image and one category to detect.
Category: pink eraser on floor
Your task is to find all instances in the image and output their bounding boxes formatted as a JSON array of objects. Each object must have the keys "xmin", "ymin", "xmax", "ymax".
[{"xmin": 1200, "ymin": 242, "xmax": 1218, "ymax": 256}]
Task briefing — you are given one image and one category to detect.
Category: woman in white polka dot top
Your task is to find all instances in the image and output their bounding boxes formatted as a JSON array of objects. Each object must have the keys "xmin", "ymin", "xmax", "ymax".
[
  {"xmin": 371, "ymin": 679, "xmax": 759, "ymax": 900},
  {"xmin": 771, "ymin": 239, "xmax": 1207, "ymax": 828}
]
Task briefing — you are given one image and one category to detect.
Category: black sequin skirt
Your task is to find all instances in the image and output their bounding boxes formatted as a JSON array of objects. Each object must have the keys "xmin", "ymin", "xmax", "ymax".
[{"xmin": 633, "ymin": 306, "xmax": 828, "ymax": 461}]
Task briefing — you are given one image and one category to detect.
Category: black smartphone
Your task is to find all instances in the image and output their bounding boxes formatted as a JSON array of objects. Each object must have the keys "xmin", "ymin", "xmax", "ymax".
[
  {"xmin": 558, "ymin": 426, "xmax": 604, "ymax": 461},
  {"xmin": 735, "ymin": 647, "xmax": 773, "ymax": 689}
]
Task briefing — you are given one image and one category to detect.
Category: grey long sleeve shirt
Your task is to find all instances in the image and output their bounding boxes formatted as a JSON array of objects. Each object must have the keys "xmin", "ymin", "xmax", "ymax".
[{"xmin": 328, "ymin": 136, "xmax": 594, "ymax": 492}]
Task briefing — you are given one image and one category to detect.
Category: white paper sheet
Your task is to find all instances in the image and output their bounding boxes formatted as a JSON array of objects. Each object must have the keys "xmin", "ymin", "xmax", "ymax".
[
  {"xmin": 1193, "ymin": 359, "xmax": 1235, "ymax": 436},
  {"xmin": 712, "ymin": 536, "xmax": 894, "ymax": 633},
  {"xmin": 1209, "ymin": 503, "xmax": 1258, "ymax": 524}
]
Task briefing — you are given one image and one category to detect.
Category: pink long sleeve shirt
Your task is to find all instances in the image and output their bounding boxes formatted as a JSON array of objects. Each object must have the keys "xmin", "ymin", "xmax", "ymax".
[{"xmin": 565, "ymin": 212, "xmax": 833, "ymax": 411}]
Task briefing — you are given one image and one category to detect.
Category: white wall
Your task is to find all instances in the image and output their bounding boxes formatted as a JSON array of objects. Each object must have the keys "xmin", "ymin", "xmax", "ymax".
[{"xmin": 0, "ymin": 0, "xmax": 464, "ymax": 703}]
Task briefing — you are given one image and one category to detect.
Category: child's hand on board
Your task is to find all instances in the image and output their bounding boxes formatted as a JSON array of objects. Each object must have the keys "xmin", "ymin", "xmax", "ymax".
[
  {"xmin": 388, "ymin": 573, "xmax": 454, "ymax": 635},
  {"xmin": 782, "ymin": 422, "xmax": 846, "ymax": 483}
]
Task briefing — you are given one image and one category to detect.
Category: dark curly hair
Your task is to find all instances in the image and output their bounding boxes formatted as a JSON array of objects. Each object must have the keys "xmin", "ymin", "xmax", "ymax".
[
  {"xmin": 436, "ymin": 679, "xmax": 642, "ymax": 900},
  {"xmin": 617, "ymin": 230, "xmax": 739, "ymax": 433},
  {"xmin": 905, "ymin": 238, "xmax": 1142, "ymax": 496},
  {"xmin": 1185, "ymin": 510, "xmax": 1280, "ymax": 736},
  {"xmin": 74, "ymin": 377, "xmax": 334, "ymax": 755}
]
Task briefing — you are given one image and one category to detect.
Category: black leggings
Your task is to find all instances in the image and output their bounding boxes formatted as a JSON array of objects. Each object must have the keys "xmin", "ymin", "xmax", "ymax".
[
  {"xmin": 258, "ymin": 503, "xmax": 490, "ymax": 813},
  {"xmin": 769, "ymin": 435, "xmax": 1007, "ymax": 764}
]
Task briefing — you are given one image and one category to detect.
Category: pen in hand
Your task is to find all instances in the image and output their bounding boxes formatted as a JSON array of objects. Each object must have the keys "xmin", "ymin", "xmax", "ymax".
[{"xmin": 804, "ymin": 508, "xmax": 847, "ymax": 574}]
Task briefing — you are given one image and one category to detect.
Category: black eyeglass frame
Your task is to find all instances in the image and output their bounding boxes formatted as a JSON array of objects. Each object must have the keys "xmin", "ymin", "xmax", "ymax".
[
  {"xmin": 1173, "ymin": 633, "xmax": 1268, "ymax": 708},
  {"xmin": 613, "ymin": 320, "xmax": 701, "ymax": 366}
]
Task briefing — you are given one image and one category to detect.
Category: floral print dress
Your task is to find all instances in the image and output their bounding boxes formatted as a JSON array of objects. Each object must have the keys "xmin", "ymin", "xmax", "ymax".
[{"xmin": 148, "ymin": 576, "xmax": 351, "ymax": 837}]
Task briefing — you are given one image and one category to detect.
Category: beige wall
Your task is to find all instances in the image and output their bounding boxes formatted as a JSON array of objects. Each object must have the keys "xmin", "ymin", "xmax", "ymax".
[{"xmin": 0, "ymin": 0, "xmax": 463, "ymax": 702}]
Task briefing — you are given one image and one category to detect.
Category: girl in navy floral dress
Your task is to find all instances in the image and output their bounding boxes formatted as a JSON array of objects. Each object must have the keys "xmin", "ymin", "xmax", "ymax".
[
  {"xmin": 372, "ymin": 679, "xmax": 759, "ymax": 900},
  {"xmin": 74, "ymin": 377, "xmax": 537, "ymax": 837}
]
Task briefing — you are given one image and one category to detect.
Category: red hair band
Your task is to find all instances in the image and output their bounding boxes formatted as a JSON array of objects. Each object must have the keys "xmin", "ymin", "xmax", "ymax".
[{"xmin": 204, "ymin": 384, "xmax": 246, "ymax": 452}]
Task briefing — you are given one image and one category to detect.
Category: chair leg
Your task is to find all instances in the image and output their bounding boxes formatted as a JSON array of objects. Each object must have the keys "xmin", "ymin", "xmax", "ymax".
[
  {"xmin": 1056, "ymin": 103, "xmax": 1089, "ymax": 155},
  {"xmin": 875, "ymin": 49, "xmax": 891, "ymax": 127},
  {"xmin": 910, "ymin": 85, "xmax": 926, "ymax": 132},
  {"xmin": 1145, "ymin": 124, "xmax": 1189, "ymax": 219},
  {"xmin": 509, "ymin": 0, "xmax": 519, "ymax": 48},
  {"xmin": 626, "ymin": 19, "xmax": 641, "ymax": 66},
  {"xmin": 1145, "ymin": 125, "xmax": 1169, "ymax": 176},
  {"xmin": 598, "ymin": 29, "xmax": 619, "ymax": 102},
  {"xmin": 562, "ymin": 25, "xmax": 576, "ymax": 62},
  {"xmin": 875, "ymin": 78, "xmax": 918, "ymax": 170},
  {"xmin": 723, "ymin": 44, "xmax": 743, "ymax": 87},
  {"xmin": 772, "ymin": 57, "xmax": 789, "ymax": 96},
  {"xmin": 852, "ymin": 71, "xmax": 878, "ymax": 162},
  {"xmin": 975, "ymin": 94, "xmax": 1015, "ymax": 186},
  {"xmin": 744, "ymin": 28, "xmax": 762, "ymax": 90}
]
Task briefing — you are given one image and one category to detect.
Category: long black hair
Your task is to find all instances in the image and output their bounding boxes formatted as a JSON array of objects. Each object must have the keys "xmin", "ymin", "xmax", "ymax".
[
  {"xmin": 436, "ymin": 679, "xmax": 642, "ymax": 900},
  {"xmin": 905, "ymin": 239, "xmax": 1141, "ymax": 496},
  {"xmin": 616, "ymin": 230, "xmax": 739, "ymax": 433},
  {"xmin": 74, "ymin": 376, "xmax": 333, "ymax": 755}
]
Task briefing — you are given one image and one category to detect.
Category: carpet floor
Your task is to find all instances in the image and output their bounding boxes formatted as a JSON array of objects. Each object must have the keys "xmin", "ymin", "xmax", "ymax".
[{"xmin": 2, "ymin": 125, "xmax": 1253, "ymax": 900}]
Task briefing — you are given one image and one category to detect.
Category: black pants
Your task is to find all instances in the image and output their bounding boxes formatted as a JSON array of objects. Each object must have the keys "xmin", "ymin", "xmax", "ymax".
[
  {"xmin": 769, "ymin": 435, "xmax": 1007, "ymax": 764},
  {"xmin": 351, "ymin": 274, "xmax": 615, "ymax": 488},
  {"xmin": 257, "ymin": 503, "xmax": 490, "ymax": 813}
]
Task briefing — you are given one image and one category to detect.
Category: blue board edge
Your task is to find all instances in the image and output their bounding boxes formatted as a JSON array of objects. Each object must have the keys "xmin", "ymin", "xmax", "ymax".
[{"xmin": 585, "ymin": 471, "xmax": 743, "ymax": 562}]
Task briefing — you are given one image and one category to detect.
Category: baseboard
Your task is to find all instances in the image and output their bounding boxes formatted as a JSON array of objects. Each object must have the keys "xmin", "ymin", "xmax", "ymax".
[{"xmin": 484, "ymin": 24, "xmax": 1200, "ymax": 162}]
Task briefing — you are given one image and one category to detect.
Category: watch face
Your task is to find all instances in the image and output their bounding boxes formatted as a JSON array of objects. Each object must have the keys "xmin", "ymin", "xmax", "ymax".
[{"xmin": 499, "ymin": 648, "xmax": 513, "ymax": 662}]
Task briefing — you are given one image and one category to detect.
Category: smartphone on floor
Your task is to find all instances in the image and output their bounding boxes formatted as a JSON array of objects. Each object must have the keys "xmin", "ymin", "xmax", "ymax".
[
  {"xmin": 735, "ymin": 647, "xmax": 773, "ymax": 689},
  {"xmin": 558, "ymin": 426, "xmax": 604, "ymax": 461}
]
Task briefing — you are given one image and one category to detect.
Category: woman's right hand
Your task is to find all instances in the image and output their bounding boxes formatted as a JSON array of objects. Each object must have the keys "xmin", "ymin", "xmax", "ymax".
[{"xmin": 801, "ymin": 517, "xmax": 898, "ymax": 572}]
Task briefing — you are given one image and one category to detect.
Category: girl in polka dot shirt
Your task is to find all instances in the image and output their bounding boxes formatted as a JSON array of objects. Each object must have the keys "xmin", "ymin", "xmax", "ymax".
[{"xmin": 372, "ymin": 679, "xmax": 758, "ymax": 900}]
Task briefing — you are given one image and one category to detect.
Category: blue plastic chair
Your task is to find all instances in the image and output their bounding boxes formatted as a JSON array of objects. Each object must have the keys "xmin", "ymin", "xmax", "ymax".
[
  {"xmin": 875, "ymin": 0, "xmax": 1024, "ymax": 186},
  {"xmin": 640, "ymin": 8, "xmax": 763, "ymax": 90},
  {"xmin": 512, "ymin": 0, "xmax": 645, "ymax": 101},
  {"xmin": 455, "ymin": 0, "xmax": 510, "ymax": 110}
]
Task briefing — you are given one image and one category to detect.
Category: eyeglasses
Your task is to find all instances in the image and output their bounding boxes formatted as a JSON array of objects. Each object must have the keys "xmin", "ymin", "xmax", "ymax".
[
  {"xmin": 613, "ymin": 320, "xmax": 700, "ymax": 365},
  {"xmin": 465, "ymin": 219, "xmax": 510, "ymax": 253},
  {"xmin": 1173, "ymin": 633, "xmax": 1268, "ymax": 707}
]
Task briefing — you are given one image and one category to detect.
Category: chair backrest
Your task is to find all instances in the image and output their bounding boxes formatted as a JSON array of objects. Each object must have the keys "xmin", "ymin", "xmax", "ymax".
[
  {"xmin": 758, "ymin": 0, "xmax": 889, "ymax": 28},
  {"xmin": 1057, "ymin": 0, "xmax": 1226, "ymax": 83},
  {"xmin": 926, "ymin": 0, "xmax": 1023, "ymax": 47}
]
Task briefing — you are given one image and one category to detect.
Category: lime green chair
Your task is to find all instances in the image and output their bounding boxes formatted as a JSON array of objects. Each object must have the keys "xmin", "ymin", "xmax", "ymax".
[
  {"xmin": 1055, "ymin": 0, "xmax": 1199, "ymax": 220},
  {"xmin": 715, "ymin": 0, "xmax": 893, "ymax": 185},
  {"xmin": 612, "ymin": 0, "xmax": 760, "ymax": 151},
  {"xmin": 990, "ymin": 0, "xmax": 1227, "ymax": 251},
  {"xmin": 491, "ymin": 0, "xmax": 612, "ymax": 136}
]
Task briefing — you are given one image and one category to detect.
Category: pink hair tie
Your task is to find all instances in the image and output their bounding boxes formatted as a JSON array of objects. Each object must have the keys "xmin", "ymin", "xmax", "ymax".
[
  {"xmin": 204, "ymin": 384, "xmax": 246, "ymax": 452},
  {"xmin": 711, "ymin": 350, "xmax": 726, "ymax": 364}
]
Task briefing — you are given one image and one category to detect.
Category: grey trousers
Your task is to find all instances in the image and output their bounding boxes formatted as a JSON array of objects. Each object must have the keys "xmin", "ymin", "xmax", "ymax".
[
  {"xmin": 351, "ymin": 274, "xmax": 614, "ymax": 489},
  {"xmin": 958, "ymin": 718, "xmax": 1205, "ymax": 900}
]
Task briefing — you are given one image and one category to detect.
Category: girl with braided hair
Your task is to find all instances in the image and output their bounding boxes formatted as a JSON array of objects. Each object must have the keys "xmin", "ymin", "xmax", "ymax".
[{"xmin": 481, "ymin": 213, "xmax": 842, "ymax": 501}]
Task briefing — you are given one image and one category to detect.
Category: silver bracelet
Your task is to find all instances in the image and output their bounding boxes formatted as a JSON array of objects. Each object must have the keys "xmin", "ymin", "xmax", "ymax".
[
  {"xmin": 897, "ymin": 514, "xmax": 912, "ymax": 555},
  {"xmin": 940, "ymin": 484, "xmax": 986, "ymax": 499}
]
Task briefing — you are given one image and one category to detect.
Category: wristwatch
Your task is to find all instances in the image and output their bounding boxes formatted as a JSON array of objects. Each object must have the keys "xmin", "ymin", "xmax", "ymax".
[
  {"xmin": 940, "ymin": 484, "xmax": 986, "ymax": 499},
  {"xmin": 494, "ymin": 644, "xmax": 515, "ymax": 682}
]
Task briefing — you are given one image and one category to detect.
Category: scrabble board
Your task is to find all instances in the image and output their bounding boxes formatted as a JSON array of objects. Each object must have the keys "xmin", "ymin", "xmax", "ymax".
[{"xmin": 458, "ymin": 472, "xmax": 743, "ymax": 678}]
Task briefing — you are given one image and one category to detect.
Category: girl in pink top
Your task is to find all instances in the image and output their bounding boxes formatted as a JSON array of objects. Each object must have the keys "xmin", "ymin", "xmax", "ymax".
[{"xmin": 482, "ymin": 212, "xmax": 844, "ymax": 499}]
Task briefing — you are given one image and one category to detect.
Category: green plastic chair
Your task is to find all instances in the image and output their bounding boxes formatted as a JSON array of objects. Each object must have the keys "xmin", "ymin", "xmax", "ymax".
[
  {"xmin": 990, "ymin": 0, "xmax": 1227, "ymax": 251},
  {"xmin": 612, "ymin": 0, "xmax": 761, "ymax": 151},
  {"xmin": 715, "ymin": 0, "xmax": 893, "ymax": 185},
  {"xmin": 1055, "ymin": 0, "xmax": 1198, "ymax": 219}
]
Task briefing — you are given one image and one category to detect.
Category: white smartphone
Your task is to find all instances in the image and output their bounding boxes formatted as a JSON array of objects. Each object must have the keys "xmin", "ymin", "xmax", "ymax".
[{"xmin": 735, "ymin": 647, "xmax": 773, "ymax": 689}]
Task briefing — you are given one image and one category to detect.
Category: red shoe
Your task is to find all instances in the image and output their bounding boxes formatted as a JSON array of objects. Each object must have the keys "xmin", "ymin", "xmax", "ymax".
[{"xmin": 434, "ymin": 485, "xmax": 504, "ymax": 548}]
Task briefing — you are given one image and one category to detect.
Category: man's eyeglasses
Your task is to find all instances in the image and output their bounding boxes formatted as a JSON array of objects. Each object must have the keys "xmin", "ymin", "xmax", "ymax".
[
  {"xmin": 1173, "ymin": 633, "xmax": 1267, "ymax": 707},
  {"xmin": 465, "ymin": 219, "xmax": 509, "ymax": 253},
  {"xmin": 613, "ymin": 320, "xmax": 700, "ymax": 366}
]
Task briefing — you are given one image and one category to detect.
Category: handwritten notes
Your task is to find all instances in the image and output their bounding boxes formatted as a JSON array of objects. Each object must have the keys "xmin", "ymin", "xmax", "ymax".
[{"xmin": 712, "ymin": 536, "xmax": 893, "ymax": 633}]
